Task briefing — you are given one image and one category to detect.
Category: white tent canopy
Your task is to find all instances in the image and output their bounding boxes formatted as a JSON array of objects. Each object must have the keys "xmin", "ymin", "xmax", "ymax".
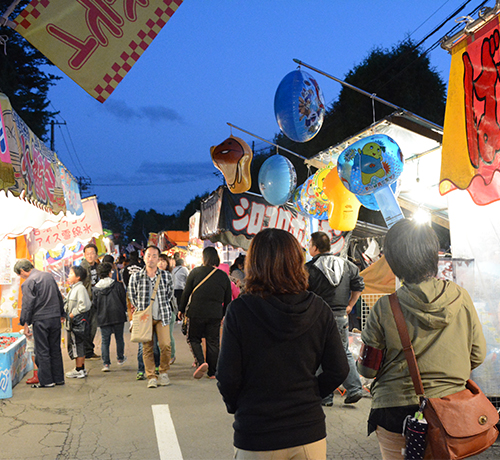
[{"xmin": 306, "ymin": 111, "xmax": 448, "ymax": 228}]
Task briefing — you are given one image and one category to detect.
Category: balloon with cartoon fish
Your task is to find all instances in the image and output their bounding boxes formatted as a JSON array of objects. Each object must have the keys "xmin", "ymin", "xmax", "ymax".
[
  {"xmin": 300, "ymin": 174, "xmax": 329, "ymax": 219},
  {"xmin": 274, "ymin": 69, "xmax": 325, "ymax": 143},
  {"xmin": 210, "ymin": 136, "xmax": 253, "ymax": 194},
  {"xmin": 337, "ymin": 134, "xmax": 404, "ymax": 228}
]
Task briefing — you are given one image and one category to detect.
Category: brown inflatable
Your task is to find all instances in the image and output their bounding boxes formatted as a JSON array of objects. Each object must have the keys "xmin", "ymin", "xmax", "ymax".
[{"xmin": 210, "ymin": 136, "xmax": 253, "ymax": 193}]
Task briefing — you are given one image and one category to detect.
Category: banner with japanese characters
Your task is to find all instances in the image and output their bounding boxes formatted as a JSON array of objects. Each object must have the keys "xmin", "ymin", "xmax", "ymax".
[
  {"xmin": 14, "ymin": 0, "xmax": 183, "ymax": 102},
  {"xmin": 0, "ymin": 93, "xmax": 66, "ymax": 215},
  {"xmin": 27, "ymin": 196, "xmax": 103, "ymax": 254},
  {"xmin": 200, "ymin": 186, "xmax": 351, "ymax": 256},
  {"xmin": 440, "ymin": 14, "xmax": 500, "ymax": 205}
]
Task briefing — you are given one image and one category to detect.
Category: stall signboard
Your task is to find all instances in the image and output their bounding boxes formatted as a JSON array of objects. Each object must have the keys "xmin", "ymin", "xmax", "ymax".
[
  {"xmin": 201, "ymin": 186, "xmax": 350, "ymax": 256},
  {"xmin": 27, "ymin": 196, "xmax": 103, "ymax": 254},
  {"xmin": 0, "ymin": 93, "xmax": 66, "ymax": 215},
  {"xmin": 440, "ymin": 13, "xmax": 500, "ymax": 205},
  {"xmin": 59, "ymin": 164, "xmax": 83, "ymax": 216},
  {"xmin": 13, "ymin": 0, "xmax": 183, "ymax": 103}
]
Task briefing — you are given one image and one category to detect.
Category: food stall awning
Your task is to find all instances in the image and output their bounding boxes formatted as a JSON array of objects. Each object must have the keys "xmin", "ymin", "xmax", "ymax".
[{"xmin": 305, "ymin": 111, "xmax": 448, "ymax": 228}]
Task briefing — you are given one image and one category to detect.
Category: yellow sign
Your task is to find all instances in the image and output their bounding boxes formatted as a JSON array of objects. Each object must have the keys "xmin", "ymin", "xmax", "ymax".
[{"xmin": 14, "ymin": 0, "xmax": 183, "ymax": 102}]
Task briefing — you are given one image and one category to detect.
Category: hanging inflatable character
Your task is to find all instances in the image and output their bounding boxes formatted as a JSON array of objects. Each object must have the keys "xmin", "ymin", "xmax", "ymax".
[
  {"xmin": 359, "ymin": 142, "xmax": 387, "ymax": 185},
  {"xmin": 210, "ymin": 136, "xmax": 253, "ymax": 194}
]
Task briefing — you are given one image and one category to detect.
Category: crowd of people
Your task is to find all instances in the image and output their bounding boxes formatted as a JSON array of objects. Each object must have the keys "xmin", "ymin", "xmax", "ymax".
[{"xmin": 14, "ymin": 220, "xmax": 488, "ymax": 460}]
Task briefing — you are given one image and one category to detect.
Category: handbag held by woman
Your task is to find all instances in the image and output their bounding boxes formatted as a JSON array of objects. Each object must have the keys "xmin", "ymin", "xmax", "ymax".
[
  {"xmin": 130, "ymin": 275, "xmax": 161, "ymax": 343},
  {"xmin": 389, "ymin": 293, "xmax": 499, "ymax": 460}
]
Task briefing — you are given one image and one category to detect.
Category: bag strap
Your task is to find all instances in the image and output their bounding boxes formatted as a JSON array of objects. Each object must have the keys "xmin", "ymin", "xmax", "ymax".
[
  {"xmin": 185, "ymin": 268, "xmax": 218, "ymax": 313},
  {"xmin": 147, "ymin": 273, "xmax": 162, "ymax": 309},
  {"xmin": 388, "ymin": 293, "xmax": 426, "ymax": 398}
]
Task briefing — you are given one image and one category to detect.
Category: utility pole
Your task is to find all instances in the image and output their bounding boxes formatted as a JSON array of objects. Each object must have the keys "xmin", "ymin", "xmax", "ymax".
[{"xmin": 50, "ymin": 119, "xmax": 67, "ymax": 151}]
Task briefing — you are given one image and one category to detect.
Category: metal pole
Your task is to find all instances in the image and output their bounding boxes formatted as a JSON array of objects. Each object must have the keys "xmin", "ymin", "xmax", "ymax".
[
  {"xmin": 293, "ymin": 58, "xmax": 402, "ymax": 112},
  {"xmin": 226, "ymin": 122, "xmax": 307, "ymax": 161}
]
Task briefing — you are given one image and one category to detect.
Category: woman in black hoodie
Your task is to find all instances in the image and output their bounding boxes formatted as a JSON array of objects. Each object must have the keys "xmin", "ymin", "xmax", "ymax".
[{"xmin": 216, "ymin": 228, "xmax": 349, "ymax": 460}]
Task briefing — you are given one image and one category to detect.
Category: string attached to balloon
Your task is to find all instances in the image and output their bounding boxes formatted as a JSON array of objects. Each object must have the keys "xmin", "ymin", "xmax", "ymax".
[{"xmin": 337, "ymin": 134, "xmax": 405, "ymax": 228}]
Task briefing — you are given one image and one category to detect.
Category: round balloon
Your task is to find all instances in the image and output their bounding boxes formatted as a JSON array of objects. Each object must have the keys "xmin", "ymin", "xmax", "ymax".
[
  {"xmin": 274, "ymin": 69, "xmax": 325, "ymax": 143},
  {"xmin": 258, "ymin": 155, "xmax": 297, "ymax": 206},
  {"xmin": 300, "ymin": 175, "xmax": 329, "ymax": 219},
  {"xmin": 337, "ymin": 134, "xmax": 403, "ymax": 195}
]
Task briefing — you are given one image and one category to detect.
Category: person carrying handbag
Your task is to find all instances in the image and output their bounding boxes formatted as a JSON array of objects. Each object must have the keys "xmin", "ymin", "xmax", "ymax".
[
  {"xmin": 178, "ymin": 247, "xmax": 231, "ymax": 380},
  {"xmin": 128, "ymin": 246, "xmax": 174, "ymax": 389},
  {"xmin": 357, "ymin": 219, "xmax": 487, "ymax": 460}
]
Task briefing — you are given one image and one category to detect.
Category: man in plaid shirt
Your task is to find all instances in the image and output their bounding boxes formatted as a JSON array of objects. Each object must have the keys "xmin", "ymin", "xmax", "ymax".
[{"xmin": 128, "ymin": 246, "xmax": 174, "ymax": 388}]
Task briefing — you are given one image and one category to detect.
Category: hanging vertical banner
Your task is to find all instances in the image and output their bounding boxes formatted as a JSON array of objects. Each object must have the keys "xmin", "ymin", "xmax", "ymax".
[
  {"xmin": 440, "ymin": 15, "xmax": 500, "ymax": 205},
  {"xmin": 0, "ymin": 93, "xmax": 66, "ymax": 215},
  {"xmin": 59, "ymin": 164, "xmax": 83, "ymax": 216},
  {"xmin": 13, "ymin": 0, "xmax": 184, "ymax": 103}
]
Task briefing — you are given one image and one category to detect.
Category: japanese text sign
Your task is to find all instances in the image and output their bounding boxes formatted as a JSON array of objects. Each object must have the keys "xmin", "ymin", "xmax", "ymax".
[{"xmin": 14, "ymin": 0, "xmax": 183, "ymax": 102}]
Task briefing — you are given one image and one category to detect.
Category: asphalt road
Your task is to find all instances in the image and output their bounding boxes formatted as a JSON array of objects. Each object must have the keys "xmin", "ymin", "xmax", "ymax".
[{"xmin": 1, "ymin": 323, "xmax": 499, "ymax": 460}]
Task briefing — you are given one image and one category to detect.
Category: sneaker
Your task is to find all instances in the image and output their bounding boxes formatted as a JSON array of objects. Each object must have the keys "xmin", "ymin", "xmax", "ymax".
[
  {"xmin": 101, "ymin": 364, "xmax": 110, "ymax": 372},
  {"xmin": 147, "ymin": 378, "xmax": 157, "ymax": 388},
  {"xmin": 117, "ymin": 357, "xmax": 127, "ymax": 365},
  {"xmin": 344, "ymin": 393, "xmax": 363, "ymax": 404},
  {"xmin": 136, "ymin": 372, "xmax": 146, "ymax": 381},
  {"xmin": 65, "ymin": 369, "xmax": 86, "ymax": 379},
  {"xmin": 169, "ymin": 357, "xmax": 176, "ymax": 365},
  {"xmin": 158, "ymin": 373, "xmax": 170, "ymax": 386},
  {"xmin": 88, "ymin": 353, "xmax": 101, "ymax": 360},
  {"xmin": 193, "ymin": 363, "xmax": 208, "ymax": 379}
]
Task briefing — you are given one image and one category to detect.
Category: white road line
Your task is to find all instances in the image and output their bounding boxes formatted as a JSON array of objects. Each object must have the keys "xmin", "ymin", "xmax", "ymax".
[{"xmin": 152, "ymin": 404, "xmax": 183, "ymax": 460}]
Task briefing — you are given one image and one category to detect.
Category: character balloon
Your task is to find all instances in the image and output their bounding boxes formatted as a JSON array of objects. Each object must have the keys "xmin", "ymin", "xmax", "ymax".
[
  {"xmin": 258, "ymin": 155, "xmax": 297, "ymax": 206},
  {"xmin": 337, "ymin": 134, "xmax": 404, "ymax": 228},
  {"xmin": 299, "ymin": 174, "xmax": 329, "ymax": 220},
  {"xmin": 211, "ymin": 136, "xmax": 253, "ymax": 194},
  {"xmin": 323, "ymin": 167, "xmax": 361, "ymax": 231},
  {"xmin": 274, "ymin": 69, "xmax": 325, "ymax": 143}
]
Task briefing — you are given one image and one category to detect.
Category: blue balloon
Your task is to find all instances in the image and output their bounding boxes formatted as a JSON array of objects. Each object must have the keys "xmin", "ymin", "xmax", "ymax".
[
  {"xmin": 259, "ymin": 155, "xmax": 297, "ymax": 206},
  {"xmin": 274, "ymin": 69, "xmax": 325, "ymax": 143},
  {"xmin": 337, "ymin": 134, "xmax": 404, "ymax": 196},
  {"xmin": 357, "ymin": 181, "xmax": 399, "ymax": 210}
]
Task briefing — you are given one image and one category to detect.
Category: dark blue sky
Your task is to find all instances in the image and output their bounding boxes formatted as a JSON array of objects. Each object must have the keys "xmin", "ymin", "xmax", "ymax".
[{"xmin": 45, "ymin": 0, "xmax": 473, "ymax": 216}]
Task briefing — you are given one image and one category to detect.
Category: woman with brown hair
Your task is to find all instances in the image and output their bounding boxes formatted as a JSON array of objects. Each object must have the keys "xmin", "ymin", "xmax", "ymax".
[{"xmin": 216, "ymin": 228, "xmax": 349, "ymax": 460}]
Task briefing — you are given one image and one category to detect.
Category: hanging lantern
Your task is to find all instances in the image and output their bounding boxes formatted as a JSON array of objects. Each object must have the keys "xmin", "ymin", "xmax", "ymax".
[
  {"xmin": 274, "ymin": 69, "xmax": 325, "ymax": 143},
  {"xmin": 258, "ymin": 155, "xmax": 297, "ymax": 206},
  {"xmin": 210, "ymin": 136, "xmax": 253, "ymax": 194}
]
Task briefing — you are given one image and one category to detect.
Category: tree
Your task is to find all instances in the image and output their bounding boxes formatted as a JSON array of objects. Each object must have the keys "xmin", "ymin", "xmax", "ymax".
[
  {"xmin": 274, "ymin": 38, "xmax": 446, "ymax": 160},
  {"xmin": 98, "ymin": 202, "xmax": 132, "ymax": 246},
  {"xmin": 0, "ymin": 0, "xmax": 60, "ymax": 141}
]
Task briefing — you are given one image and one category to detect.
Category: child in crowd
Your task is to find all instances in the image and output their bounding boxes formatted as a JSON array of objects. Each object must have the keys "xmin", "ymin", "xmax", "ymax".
[
  {"xmin": 93, "ymin": 262, "xmax": 128, "ymax": 372},
  {"xmin": 64, "ymin": 265, "xmax": 92, "ymax": 378}
]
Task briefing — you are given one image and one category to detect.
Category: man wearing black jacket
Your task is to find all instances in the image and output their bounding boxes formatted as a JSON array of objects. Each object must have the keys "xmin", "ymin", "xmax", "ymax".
[
  {"xmin": 306, "ymin": 231, "xmax": 365, "ymax": 405},
  {"xmin": 15, "ymin": 259, "xmax": 65, "ymax": 388}
]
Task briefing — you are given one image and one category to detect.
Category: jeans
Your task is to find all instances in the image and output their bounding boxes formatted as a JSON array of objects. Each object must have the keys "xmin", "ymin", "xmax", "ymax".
[
  {"xmin": 137, "ymin": 335, "xmax": 160, "ymax": 374},
  {"xmin": 100, "ymin": 324, "xmax": 125, "ymax": 366},
  {"xmin": 323, "ymin": 314, "xmax": 363, "ymax": 404}
]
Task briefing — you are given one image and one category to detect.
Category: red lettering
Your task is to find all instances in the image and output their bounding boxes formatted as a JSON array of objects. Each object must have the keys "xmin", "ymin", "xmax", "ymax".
[{"xmin": 124, "ymin": 0, "xmax": 149, "ymax": 22}]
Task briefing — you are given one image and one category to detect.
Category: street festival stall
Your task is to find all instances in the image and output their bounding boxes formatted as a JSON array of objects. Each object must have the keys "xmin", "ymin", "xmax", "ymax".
[{"xmin": 0, "ymin": 92, "xmax": 85, "ymax": 398}]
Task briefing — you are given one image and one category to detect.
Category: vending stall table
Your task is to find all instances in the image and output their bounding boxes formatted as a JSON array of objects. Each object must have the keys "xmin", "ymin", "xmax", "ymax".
[{"xmin": 0, "ymin": 333, "xmax": 33, "ymax": 399}]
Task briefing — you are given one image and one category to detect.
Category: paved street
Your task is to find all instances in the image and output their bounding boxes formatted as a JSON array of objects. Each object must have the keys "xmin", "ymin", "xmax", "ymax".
[{"xmin": 1, "ymin": 323, "xmax": 499, "ymax": 460}]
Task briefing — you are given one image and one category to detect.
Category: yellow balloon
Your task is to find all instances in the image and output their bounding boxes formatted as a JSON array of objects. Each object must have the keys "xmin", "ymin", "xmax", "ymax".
[{"xmin": 323, "ymin": 167, "xmax": 361, "ymax": 231}]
